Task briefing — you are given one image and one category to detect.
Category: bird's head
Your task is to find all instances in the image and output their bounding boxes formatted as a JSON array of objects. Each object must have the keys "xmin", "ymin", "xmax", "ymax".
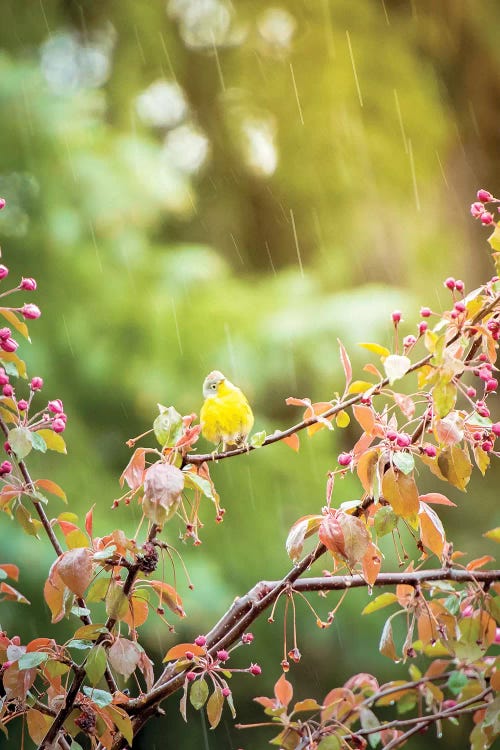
[{"xmin": 203, "ymin": 370, "xmax": 226, "ymax": 398}]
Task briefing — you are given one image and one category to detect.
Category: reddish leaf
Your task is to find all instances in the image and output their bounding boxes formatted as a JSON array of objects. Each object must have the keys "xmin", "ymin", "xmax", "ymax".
[
  {"xmin": 56, "ymin": 548, "xmax": 93, "ymax": 597},
  {"xmin": 282, "ymin": 433, "xmax": 300, "ymax": 452},
  {"xmin": 379, "ymin": 618, "xmax": 399, "ymax": 662},
  {"xmin": 0, "ymin": 563, "xmax": 19, "ymax": 581},
  {"xmin": 319, "ymin": 512, "xmax": 346, "ymax": 560},
  {"xmin": 26, "ymin": 638, "xmax": 54, "ymax": 653},
  {"xmin": 419, "ymin": 503, "xmax": 446, "ymax": 559},
  {"xmin": 286, "ymin": 515, "xmax": 323, "ymax": 562},
  {"xmin": 304, "ymin": 402, "xmax": 335, "ymax": 436},
  {"xmin": 0, "ymin": 582, "xmax": 29, "ymax": 604},
  {"xmin": 274, "ymin": 673, "xmax": 293, "ymax": 708},
  {"xmin": 338, "ymin": 338, "xmax": 352, "ymax": 388},
  {"xmin": 85, "ymin": 505, "xmax": 94, "ymax": 538},
  {"xmin": 34, "ymin": 479, "xmax": 67, "ymax": 503},
  {"xmin": 148, "ymin": 581, "xmax": 185, "ymax": 617},
  {"xmin": 357, "ymin": 449, "xmax": 379, "ymax": 494},
  {"xmin": 393, "ymin": 393, "xmax": 415, "ymax": 419},
  {"xmin": 352, "ymin": 405, "xmax": 376, "ymax": 435},
  {"xmin": 419, "ymin": 492, "xmax": 456, "ymax": 507},
  {"xmin": 163, "ymin": 642, "xmax": 206, "ymax": 662},
  {"xmin": 466, "ymin": 555, "xmax": 495, "ymax": 571},
  {"xmin": 321, "ymin": 687, "xmax": 356, "ymax": 723},
  {"xmin": 27, "ymin": 709, "xmax": 53, "ymax": 743},
  {"xmin": 119, "ymin": 447, "xmax": 148, "ymax": 490},
  {"xmin": 285, "ymin": 396, "xmax": 311, "ymax": 407},
  {"xmin": 122, "ymin": 594, "xmax": 149, "ymax": 629},
  {"xmin": 362, "ymin": 542, "xmax": 382, "ymax": 586}
]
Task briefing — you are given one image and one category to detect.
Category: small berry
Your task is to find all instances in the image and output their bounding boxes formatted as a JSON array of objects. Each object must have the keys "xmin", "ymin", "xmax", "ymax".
[
  {"xmin": 337, "ymin": 452, "xmax": 352, "ymax": 467},
  {"xmin": 48, "ymin": 399, "xmax": 64, "ymax": 414},
  {"xmin": 186, "ymin": 672, "xmax": 197, "ymax": 681},
  {"xmin": 249, "ymin": 663, "xmax": 262, "ymax": 676},
  {"xmin": 52, "ymin": 418, "xmax": 66, "ymax": 433},
  {"xmin": 30, "ymin": 376, "xmax": 43, "ymax": 391},
  {"xmin": 454, "ymin": 300, "xmax": 466, "ymax": 313},
  {"xmin": 0, "ymin": 461, "xmax": 12, "ymax": 475},
  {"xmin": 450, "ymin": 310, "xmax": 458, "ymax": 319},
  {"xmin": 481, "ymin": 211, "xmax": 494, "ymax": 225},
  {"xmin": 20, "ymin": 277, "xmax": 37, "ymax": 291},
  {"xmin": 17, "ymin": 399, "xmax": 28, "ymax": 411},
  {"xmin": 473, "ymin": 432, "xmax": 483, "ymax": 442},
  {"xmin": 491, "ymin": 422, "xmax": 500, "ymax": 437},
  {"xmin": 2, "ymin": 384, "xmax": 13, "ymax": 397},
  {"xmin": 360, "ymin": 395, "xmax": 372, "ymax": 405},
  {"xmin": 420, "ymin": 307, "xmax": 432, "ymax": 318},
  {"xmin": 424, "ymin": 445, "xmax": 437, "ymax": 458},
  {"xmin": 478, "ymin": 367, "xmax": 491, "ymax": 382},
  {"xmin": 0, "ymin": 372, "xmax": 9, "ymax": 386},
  {"xmin": 0, "ymin": 328, "xmax": 10, "ymax": 341},
  {"xmin": 194, "ymin": 635, "xmax": 207, "ymax": 647},
  {"xmin": 444, "ymin": 277, "xmax": 456, "ymax": 290},
  {"xmin": 470, "ymin": 201, "xmax": 485, "ymax": 218},
  {"xmin": 482, "ymin": 440, "xmax": 493, "ymax": 452},
  {"xmin": 418, "ymin": 321, "xmax": 428, "ymax": 335},
  {"xmin": 0, "ymin": 266, "xmax": 9, "ymax": 280},
  {"xmin": 242, "ymin": 632, "xmax": 254, "ymax": 644},
  {"xmin": 466, "ymin": 387, "xmax": 476, "ymax": 398},
  {"xmin": 477, "ymin": 189, "xmax": 493, "ymax": 203},
  {"xmin": 386, "ymin": 429, "xmax": 398, "ymax": 441},
  {"xmin": 184, "ymin": 650, "xmax": 194, "ymax": 660},
  {"xmin": 486, "ymin": 378, "xmax": 498, "ymax": 392},
  {"xmin": 1, "ymin": 338, "xmax": 18, "ymax": 353},
  {"xmin": 20, "ymin": 303, "xmax": 41, "ymax": 320},
  {"xmin": 391, "ymin": 310, "xmax": 402, "ymax": 324},
  {"xmin": 216, "ymin": 649, "xmax": 229, "ymax": 662},
  {"xmin": 455, "ymin": 279, "xmax": 464, "ymax": 292},
  {"xmin": 222, "ymin": 687, "xmax": 231, "ymax": 698}
]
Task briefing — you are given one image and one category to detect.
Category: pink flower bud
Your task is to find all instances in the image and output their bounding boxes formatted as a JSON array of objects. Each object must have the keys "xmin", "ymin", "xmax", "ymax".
[
  {"xmin": 444, "ymin": 277, "xmax": 455, "ymax": 290},
  {"xmin": 0, "ymin": 328, "xmax": 10, "ymax": 341},
  {"xmin": 462, "ymin": 604, "xmax": 473, "ymax": 617},
  {"xmin": 477, "ymin": 405, "xmax": 490, "ymax": 418},
  {"xmin": 481, "ymin": 211, "xmax": 494, "ymax": 225},
  {"xmin": 466, "ymin": 387, "xmax": 476, "ymax": 398},
  {"xmin": 0, "ymin": 371, "xmax": 8, "ymax": 386},
  {"xmin": 184, "ymin": 650, "xmax": 194, "ymax": 660},
  {"xmin": 20, "ymin": 277, "xmax": 37, "ymax": 291},
  {"xmin": 242, "ymin": 632, "xmax": 254, "ymax": 644},
  {"xmin": 418, "ymin": 321, "xmax": 428, "ymax": 335},
  {"xmin": 482, "ymin": 440, "xmax": 493, "ymax": 452},
  {"xmin": 52, "ymin": 418, "xmax": 66, "ymax": 433},
  {"xmin": 3, "ymin": 442, "xmax": 10, "ymax": 453},
  {"xmin": 424, "ymin": 445, "xmax": 436, "ymax": 458},
  {"xmin": 1, "ymin": 338, "xmax": 18, "ymax": 353},
  {"xmin": 0, "ymin": 461, "xmax": 12, "ymax": 475},
  {"xmin": 0, "ymin": 199, "xmax": 5, "ymax": 210},
  {"xmin": 17, "ymin": 399, "xmax": 28, "ymax": 411},
  {"xmin": 0, "ymin": 266, "xmax": 9, "ymax": 280},
  {"xmin": 186, "ymin": 671, "xmax": 196, "ymax": 681},
  {"xmin": 391, "ymin": 310, "xmax": 402, "ymax": 324},
  {"xmin": 396, "ymin": 433, "xmax": 411, "ymax": 448},
  {"xmin": 386, "ymin": 429, "xmax": 398, "ymax": 441},
  {"xmin": 337, "ymin": 452, "xmax": 352, "ymax": 467},
  {"xmin": 454, "ymin": 301, "xmax": 466, "ymax": 313},
  {"xmin": 403, "ymin": 335, "xmax": 416, "ymax": 348},
  {"xmin": 492, "ymin": 423, "xmax": 500, "ymax": 437},
  {"xmin": 477, "ymin": 189, "xmax": 493, "ymax": 203},
  {"xmin": 48, "ymin": 399, "xmax": 64, "ymax": 414},
  {"xmin": 216, "ymin": 649, "xmax": 229, "ymax": 662},
  {"xmin": 473, "ymin": 432, "xmax": 483, "ymax": 442},
  {"xmin": 442, "ymin": 699, "xmax": 458, "ymax": 710},
  {"xmin": 495, "ymin": 628, "xmax": 500, "ymax": 645},
  {"xmin": 360, "ymin": 395, "xmax": 372, "ymax": 405},
  {"xmin": 194, "ymin": 635, "xmax": 207, "ymax": 647},
  {"xmin": 249, "ymin": 663, "xmax": 262, "ymax": 676},
  {"xmin": 420, "ymin": 306, "xmax": 432, "ymax": 318},
  {"xmin": 455, "ymin": 279, "xmax": 464, "ymax": 292},
  {"xmin": 20, "ymin": 303, "xmax": 41, "ymax": 320},
  {"xmin": 2, "ymin": 384, "xmax": 13, "ymax": 397},
  {"xmin": 30, "ymin": 377, "xmax": 43, "ymax": 391},
  {"xmin": 470, "ymin": 201, "xmax": 485, "ymax": 218},
  {"xmin": 486, "ymin": 378, "xmax": 498, "ymax": 392},
  {"xmin": 222, "ymin": 687, "xmax": 231, "ymax": 697},
  {"xmin": 1, "ymin": 661, "xmax": 13, "ymax": 670}
]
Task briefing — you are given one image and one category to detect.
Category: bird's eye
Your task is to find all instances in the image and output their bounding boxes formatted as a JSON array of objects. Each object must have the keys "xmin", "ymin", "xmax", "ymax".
[{"xmin": 211, "ymin": 383, "xmax": 217, "ymax": 389}]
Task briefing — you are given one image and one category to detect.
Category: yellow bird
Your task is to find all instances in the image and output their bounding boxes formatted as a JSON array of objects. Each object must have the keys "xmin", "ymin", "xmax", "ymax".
[{"xmin": 200, "ymin": 370, "xmax": 254, "ymax": 451}]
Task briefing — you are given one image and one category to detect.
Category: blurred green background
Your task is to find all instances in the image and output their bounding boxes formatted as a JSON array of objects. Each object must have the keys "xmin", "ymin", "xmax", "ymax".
[{"xmin": 1, "ymin": 1, "xmax": 500, "ymax": 748}]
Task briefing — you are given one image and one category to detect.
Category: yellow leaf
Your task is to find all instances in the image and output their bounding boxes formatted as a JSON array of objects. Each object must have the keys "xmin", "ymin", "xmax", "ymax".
[
  {"xmin": 0, "ymin": 308, "xmax": 30, "ymax": 341},
  {"xmin": 36, "ymin": 429, "xmax": 67, "ymax": 454},
  {"xmin": 358, "ymin": 342, "xmax": 390, "ymax": 359},
  {"xmin": 348, "ymin": 380, "xmax": 375, "ymax": 394},
  {"xmin": 382, "ymin": 467, "xmax": 419, "ymax": 520}
]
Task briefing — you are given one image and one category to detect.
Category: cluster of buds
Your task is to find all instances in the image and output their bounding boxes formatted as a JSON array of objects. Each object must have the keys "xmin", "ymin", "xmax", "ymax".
[
  {"xmin": 182, "ymin": 633, "xmax": 260, "ymax": 699},
  {"xmin": 470, "ymin": 188, "xmax": 499, "ymax": 226}
]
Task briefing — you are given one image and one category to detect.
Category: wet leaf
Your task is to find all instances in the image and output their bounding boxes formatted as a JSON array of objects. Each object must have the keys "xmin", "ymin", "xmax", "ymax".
[
  {"xmin": 274, "ymin": 673, "xmax": 293, "ymax": 707},
  {"xmin": 338, "ymin": 338, "xmax": 352, "ymax": 388},
  {"xmin": 206, "ymin": 685, "xmax": 224, "ymax": 729},
  {"xmin": 153, "ymin": 404, "xmax": 184, "ymax": 448},
  {"xmin": 392, "ymin": 452, "xmax": 414, "ymax": 475},
  {"xmin": 282, "ymin": 432, "xmax": 300, "ymax": 451},
  {"xmin": 362, "ymin": 593, "xmax": 398, "ymax": 615},
  {"xmin": 437, "ymin": 445, "xmax": 472, "ymax": 491},
  {"xmin": 384, "ymin": 354, "xmax": 411, "ymax": 385},
  {"xmin": 8, "ymin": 427, "xmax": 32, "ymax": 459},
  {"xmin": 26, "ymin": 709, "xmax": 52, "ymax": 744},
  {"xmin": 108, "ymin": 638, "xmax": 141, "ymax": 680},
  {"xmin": 86, "ymin": 644, "xmax": 107, "ymax": 686},
  {"xmin": 359, "ymin": 342, "xmax": 390, "ymax": 358},
  {"xmin": 190, "ymin": 678, "xmax": 209, "ymax": 710},
  {"xmin": 419, "ymin": 503, "xmax": 445, "ymax": 559},
  {"xmin": 382, "ymin": 467, "xmax": 419, "ymax": 520},
  {"xmin": 374, "ymin": 506, "xmax": 398, "ymax": 537},
  {"xmin": 286, "ymin": 515, "xmax": 322, "ymax": 562},
  {"xmin": 433, "ymin": 381, "xmax": 457, "ymax": 418},
  {"xmin": 82, "ymin": 687, "xmax": 112, "ymax": 707},
  {"xmin": 56, "ymin": 548, "xmax": 92, "ymax": 597},
  {"xmin": 419, "ymin": 492, "xmax": 456, "ymax": 507},
  {"xmin": 163, "ymin": 643, "xmax": 206, "ymax": 662},
  {"xmin": 36, "ymin": 429, "xmax": 66, "ymax": 454},
  {"xmin": 379, "ymin": 617, "xmax": 400, "ymax": 661}
]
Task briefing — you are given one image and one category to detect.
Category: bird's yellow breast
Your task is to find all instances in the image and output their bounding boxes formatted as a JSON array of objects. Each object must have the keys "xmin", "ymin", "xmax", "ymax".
[{"xmin": 200, "ymin": 381, "xmax": 254, "ymax": 446}]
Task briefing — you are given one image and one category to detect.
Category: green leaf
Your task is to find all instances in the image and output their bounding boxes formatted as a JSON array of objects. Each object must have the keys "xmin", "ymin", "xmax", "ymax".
[
  {"xmin": 317, "ymin": 736, "xmax": 341, "ymax": 750},
  {"xmin": 437, "ymin": 445, "xmax": 472, "ymax": 491},
  {"xmin": 250, "ymin": 430, "xmax": 266, "ymax": 447},
  {"xmin": 360, "ymin": 707, "xmax": 381, "ymax": 748},
  {"xmin": 86, "ymin": 644, "xmax": 107, "ymax": 686},
  {"xmin": 18, "ymin": 652, "xmax": 48, "ymax": 670},
  {"xmin": 183, "ymin": 470, "xmax": 214, "ymax": 500},
  {"xmin": 374, "ymin": 506, "xmax": 398, "ymax": 537},
  {"xmin": 362, "ymin": 593, "xmax": 399, "ymax": 615},
  {"xmin": 82, "ymin": 687, "xmax": 112, "ymax": 707},
  {"xmin": 36, "ymin": 429, "xmax": 67, "ymax": 454},
  {"xmin": 8, "ymin": 427, "xmax": 33, "ymax": 459},
  {"xmin": 433, "ymin": 381, "xmax": 457, "ymax": 418},
  {"xmin": 190, "ymin": 678, "xmax": 209, "ymax": 710},
  {"xmin": 15, "ymin": 503, "xmax": 42, "ymax": 537},
  {"xmin": 153, "ymin": 404, "xmax": 183, "ymax": 447},
  {"xmin": 392, "ymin": 452, "xmax": 415, "ymax": 475},
  {"xmin": 66, "ymin": 640, "xmax": 92, "ymax": 651},
  {"xmin": 447, "ymin": 671, "xmax": 468, "ymax": 696},
  {"xmin": 30, "ymin": 431, "xmax": 47, "ymax": 453}
]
